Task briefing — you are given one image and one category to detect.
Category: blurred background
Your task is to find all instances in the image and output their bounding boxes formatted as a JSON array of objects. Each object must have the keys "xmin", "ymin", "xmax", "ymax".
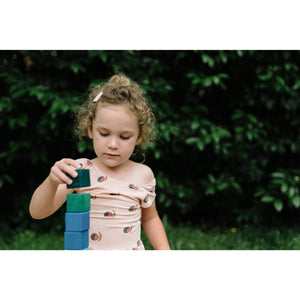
[{"xmin": 1, "ymin": 50, "xmax": 300, "ymax": 250}]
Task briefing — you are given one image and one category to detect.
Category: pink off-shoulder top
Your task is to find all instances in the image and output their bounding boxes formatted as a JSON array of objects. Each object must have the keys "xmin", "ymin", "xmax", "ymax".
[{"xmin": 73, "ymin": 158, "xmax": 156, "ymax": 250}]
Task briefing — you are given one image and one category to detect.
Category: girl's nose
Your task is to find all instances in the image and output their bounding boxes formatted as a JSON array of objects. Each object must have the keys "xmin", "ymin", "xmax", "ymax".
[{"xmin": 108, "ymin": 137, "xmax": 118, "ymax": 149}]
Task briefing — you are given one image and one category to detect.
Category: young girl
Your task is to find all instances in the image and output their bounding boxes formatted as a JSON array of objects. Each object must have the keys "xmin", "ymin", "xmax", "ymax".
[{"xmin": 29, "ymin": 74, "xmax": 170, "ymax": 250}]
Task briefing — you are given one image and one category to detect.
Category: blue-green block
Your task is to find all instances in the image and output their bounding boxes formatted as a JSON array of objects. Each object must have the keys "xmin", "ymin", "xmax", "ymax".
[
  {"xmin": 67, "ymin": 193, "xmax": 90, "ymax": 212},
  {"xmin": 64, "ymin": 230, "xmax": 89, "ymax": 250},
  {"xmin": 67, "ymin": 169, "xmax": 90, "ymax": 189},
  {"xmin": 65, "ymin": 212, "xmax": 90, "ymax": 231}
]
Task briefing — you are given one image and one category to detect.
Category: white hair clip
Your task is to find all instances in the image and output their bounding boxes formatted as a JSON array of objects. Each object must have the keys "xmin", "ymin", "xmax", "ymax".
[{"xmin": 93, "ymin": 91, "xmax": 103, "ymax": 103}]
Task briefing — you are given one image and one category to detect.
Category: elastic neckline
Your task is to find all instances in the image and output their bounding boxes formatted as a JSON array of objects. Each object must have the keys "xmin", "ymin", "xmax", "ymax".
[{"xmin": 90, "ymin": 158, "xmax": 156, "ymax": 188}]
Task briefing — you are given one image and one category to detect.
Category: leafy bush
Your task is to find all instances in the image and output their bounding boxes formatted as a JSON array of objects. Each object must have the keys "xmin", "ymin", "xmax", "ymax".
[
  {"xmin": 255, "ymin": 169, "xmax": 300, "ymax": 212},
  {"xmin": 1, "ymin": 50, "xmax": 300, "ymax": 231}
]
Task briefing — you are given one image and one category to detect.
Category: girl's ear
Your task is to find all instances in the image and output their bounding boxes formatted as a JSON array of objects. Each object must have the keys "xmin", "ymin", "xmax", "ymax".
[
  {"xmin": 88, "ymin": 126, "xmax": 93, "ymax": 139},
  {"xmin": 136, "ymin": 136, "xmax": 142, "ymax": 145}
]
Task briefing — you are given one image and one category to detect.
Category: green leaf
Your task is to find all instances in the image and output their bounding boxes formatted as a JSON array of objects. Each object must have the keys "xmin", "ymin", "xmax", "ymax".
[
  {"xmin": 258, "ymin": 73, "xmax": 273, "ymax": 81},
  {"xmin": 70, "ymin": 62, "xmax": 85, "ymax": 74},
  {"xmin": 271, "ymin": 172, "xmax": 285, "ymax": 179},
  {"xmin": 205, "ymin": 186, "xmax": 215, "ymax": 195},
  {"xmin": 12, "ymin": 89, "xmax": 27, "ymax": 98},
  {"xmin": 208, "ymin": 174, "xmax": 216, "ymax": 183},
  {"xmin": 191, "ymin": 120, "xmax": 200, "ymax": 130},
  {"xmin": 99, "ymin": 52, "xmax": 108, "ymax": 62},
  {"xmin": 288, "ymin": 187, "xmax": 296, "ymax": 198},
  {"xmin": 204, "ymin": 135, "xmax": 212, "ymax": 144},
  {"xmin": 202, "ymin": 54, "xmax": 214, "ymax": 67},
  {"xmin": 186, "ymin": 137, "xmax": 200, "ymax": 145},
  {"xmin": 202, "ymin": 77, "xmax": 213, "ymax": 87},
  {"xmin": 281, "ymin": 184, "xmax": 288, "ymax": 194},
  {"xmin": 292, "ymin": 195, "xmax": 300, "ymax": 208},
  {"xmin": 274, "ymin": 200, "xmax": 283, "ymax": 212},
  {"xmin": 154, "ymin": 150, "xmax": 162, "ymax": 160},
  {"xmin": 236, "ymin": 50, "xmax": 244, "ymax": 56},
  {"xmin": 255, "ymin": 189, "xmax": 266, "ymax": 198},
  {"xmin": 231, "ymin": 110, "xmax": 244, "ymax": 120},
  {"xmin": 247, "ymin": 114, "xmax": 257, "ymax": 123},
  {"xmin": 235, "ymin": 126, "xmax": 244, "ymax": 133},
  {"xmin": 246, "ymin": 131, "xmax": 253, "ymax": 141},
  {"xmin": 212, "ymin": 132, "xmax": 220, "ymax": 143},
  {"xmin": 232, "ymin": 182, "xmax": 241, "ymax": 191},
  {"xmin": 213, "ymin": 76, "xmax": 220, "ymax": 85},
  {"xmin": 218, "ymin": 182, "xmax": 229, "ymax": 191},
  {"xmin": 219, "ymin": 52, "xmax": 228, "ymax": 63},
  {"xmin": 276, "ymin": 76, "xmax": 285, "ymax": 86},
  {"xmin": 77, "ymin": 141, "xmax": 88, "ymax": 153},
  {"xmin": 262, "ymin": 196, "xmax": 274, "ymax": 203},
  {"xmin": 292, "ymin": 79, "xmax": 300, "ymax": 90},
  {"xmin": 196, "ymin": 141, "xmax": 205, "ymax": 151}
]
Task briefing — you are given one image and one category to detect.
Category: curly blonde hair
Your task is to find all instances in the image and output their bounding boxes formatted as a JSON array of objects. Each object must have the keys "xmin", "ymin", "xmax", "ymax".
[{"xmin": 76, "ymin": 73, "xmax": 156, "ymax": 156}]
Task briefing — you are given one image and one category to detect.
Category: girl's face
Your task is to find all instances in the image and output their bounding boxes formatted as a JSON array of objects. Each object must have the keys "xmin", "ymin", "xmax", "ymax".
[{"xmin": 88, "ymin": 105, "xmax": 142, "ymax": 171}]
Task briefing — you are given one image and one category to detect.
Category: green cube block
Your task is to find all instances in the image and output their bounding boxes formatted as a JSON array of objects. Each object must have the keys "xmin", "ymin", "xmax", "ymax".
[
  {"xmin": 67, "ymin": 193, "xmax": 91, "ymax": 212},
  {"xmin": 67, "ymin": 169, "xmax": 90, "ymax": 189}
]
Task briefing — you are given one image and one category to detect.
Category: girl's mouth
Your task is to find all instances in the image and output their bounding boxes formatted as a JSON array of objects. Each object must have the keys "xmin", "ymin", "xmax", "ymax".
[{"xmin": 105, "ymin": 153, "xmax": 119, "ymax": 157}]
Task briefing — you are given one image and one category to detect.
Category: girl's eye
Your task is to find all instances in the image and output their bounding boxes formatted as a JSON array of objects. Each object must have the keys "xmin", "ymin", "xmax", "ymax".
[
  {"xmin": 120, "ymin": 136, "xmax": 130, "ymax": 140},
  {"xmin": 100, "ymin": 132, "xmax": 108, "ymax": 137}
]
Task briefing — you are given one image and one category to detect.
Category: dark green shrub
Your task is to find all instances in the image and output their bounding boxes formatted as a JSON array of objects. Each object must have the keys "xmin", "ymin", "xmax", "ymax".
[{"xmin": 1, "ymin": 50, "xmax": 300, "ymax": 230}]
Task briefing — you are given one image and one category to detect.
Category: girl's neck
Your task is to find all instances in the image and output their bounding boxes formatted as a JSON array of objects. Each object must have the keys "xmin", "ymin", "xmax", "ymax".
[{"xmin": 92, "ymin": 157, "xmax": 134, "ymax": 180}]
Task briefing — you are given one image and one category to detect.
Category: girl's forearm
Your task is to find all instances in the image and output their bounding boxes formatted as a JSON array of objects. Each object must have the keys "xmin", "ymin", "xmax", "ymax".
[
  {"xmin": 29, "ymin": 176, "xmax": 60, "ymax": 219},
  {"xmin": 142, "ymin": 216, "xmax": 170, "ymax": 250},
  {"xmin": 30, "ymin": 158, "xmax": 80, "ymax": 219}
]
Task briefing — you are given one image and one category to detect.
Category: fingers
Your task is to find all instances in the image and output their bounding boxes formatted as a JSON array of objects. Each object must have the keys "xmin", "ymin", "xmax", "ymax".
[
  {"xmin": 65, "ymin": 158, "xmax": 82, "ymax": 171},
  {"xmin": 49, "ymin": 158, "xmax": 81, "ymax": 185}
]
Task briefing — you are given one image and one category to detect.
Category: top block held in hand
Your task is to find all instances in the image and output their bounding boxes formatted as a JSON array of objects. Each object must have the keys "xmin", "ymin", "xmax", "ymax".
[{"xmin": 67, "ymin": 169, "xmax": 91, "ymax": 189}]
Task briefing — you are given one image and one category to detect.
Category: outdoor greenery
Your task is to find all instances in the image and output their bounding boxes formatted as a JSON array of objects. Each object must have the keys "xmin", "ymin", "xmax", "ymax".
[
  {"xmin": 1, "ymin": 50, "xmax": 300, "ymax": 249},
  {"xmin": 2, "ymin": 218, "xmax": 300, "ymax": 250}
]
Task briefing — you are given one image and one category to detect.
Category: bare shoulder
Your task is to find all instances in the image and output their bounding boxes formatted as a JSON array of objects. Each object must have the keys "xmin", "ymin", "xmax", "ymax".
[{"xmin": 131, "ymin": 162, "xmax": 154, "ymax": 185}]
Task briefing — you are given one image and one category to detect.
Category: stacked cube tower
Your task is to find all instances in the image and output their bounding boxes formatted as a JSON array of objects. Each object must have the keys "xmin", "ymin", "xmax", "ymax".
[{"xmin": 64, "ymin": 169, "xmax": 91, "ymax": 250}]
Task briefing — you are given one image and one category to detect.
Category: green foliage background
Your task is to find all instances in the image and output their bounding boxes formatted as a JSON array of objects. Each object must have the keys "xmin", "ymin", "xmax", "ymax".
[{"xmin": 1, "ymin": 50, "xmax": 300, "ymax": 233}]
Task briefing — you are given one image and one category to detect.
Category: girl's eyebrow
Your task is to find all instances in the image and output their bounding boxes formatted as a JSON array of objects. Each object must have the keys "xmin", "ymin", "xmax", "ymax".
[
  {"xmin": 121, "ymin": 130, "xmax": 135, "ymax": 134},
  {"xmin": 96, "ymin": 126, "xmax": 135, "ymax": 134},
  {"xmin": 96, "ymin": 125, "xmax": 108, "ymax": 130}
]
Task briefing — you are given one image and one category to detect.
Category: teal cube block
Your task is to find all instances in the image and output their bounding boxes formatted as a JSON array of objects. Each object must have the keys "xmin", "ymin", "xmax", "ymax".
[
  {"xmin": 67, "ymin": 169, "xmax": 90, "ymax": 189},
  {"xmin": 64, "ymin": 230, "xmax": 89, "ymax": 250},
  {"xmin": 65, "ymin": 212, "xmax": 90, "ymax": 231},
  {"xmin": 67, "ymin": 193, "xmax": 90, "ymax": 212}
]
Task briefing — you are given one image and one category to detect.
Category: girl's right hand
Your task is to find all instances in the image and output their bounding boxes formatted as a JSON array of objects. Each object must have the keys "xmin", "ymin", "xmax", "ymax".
[{"xmin": 48, "ymin": 158, "xmax": 81, "ymax": 186}]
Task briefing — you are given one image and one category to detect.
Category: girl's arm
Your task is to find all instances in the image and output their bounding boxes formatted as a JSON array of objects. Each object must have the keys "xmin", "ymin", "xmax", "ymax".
[
  {"xmin": 29, "ymin": 158, "xmax": 80, "ymax": 219},
  {"xmin": 142, "ymin": 202, "xmax": 170, "ymax": 250}
]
